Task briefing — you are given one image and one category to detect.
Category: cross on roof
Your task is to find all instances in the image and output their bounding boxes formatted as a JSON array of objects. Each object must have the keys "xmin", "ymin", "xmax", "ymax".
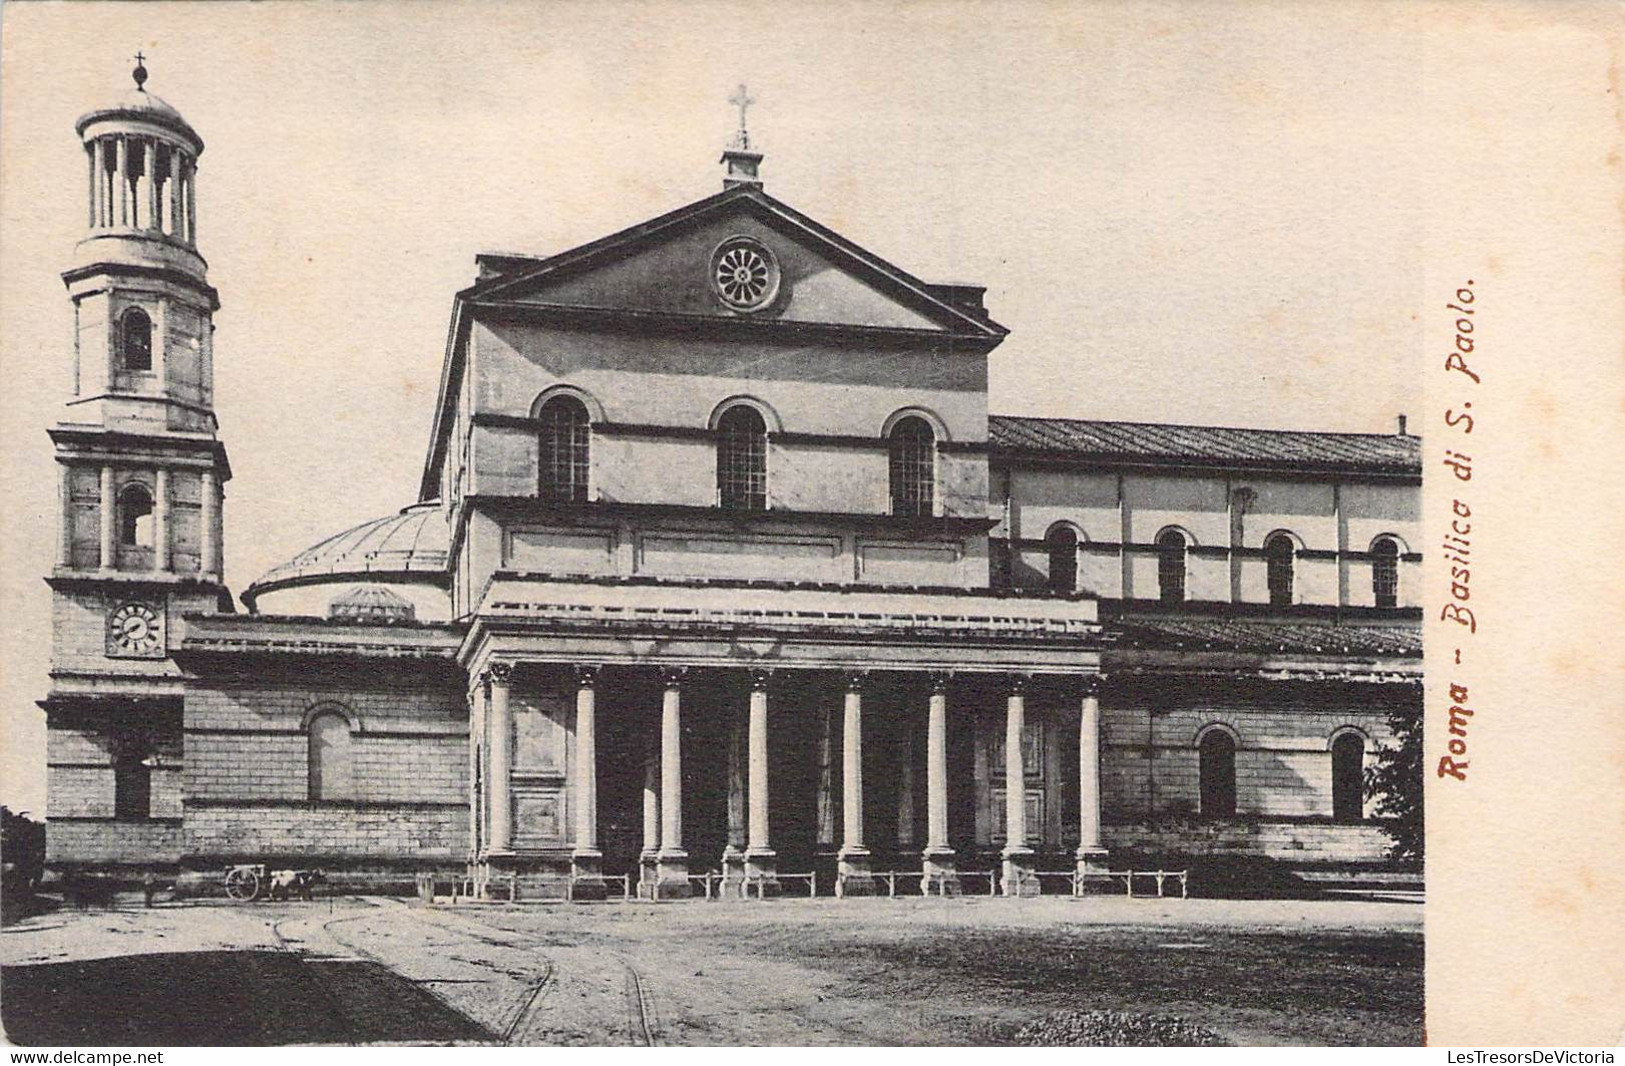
[
  {"xmin": 132, "ymin": 50, "xmax": 148, "ymax": 89},
  {"xmin": 729, "ymin": 83, "xmax": 754, "ymax": 149}
]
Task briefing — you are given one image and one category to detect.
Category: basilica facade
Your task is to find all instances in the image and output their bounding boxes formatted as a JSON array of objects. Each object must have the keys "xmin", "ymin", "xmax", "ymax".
[{"xmin": 42, "ymin": 69, "xmax": 1422, "ymax": 897}]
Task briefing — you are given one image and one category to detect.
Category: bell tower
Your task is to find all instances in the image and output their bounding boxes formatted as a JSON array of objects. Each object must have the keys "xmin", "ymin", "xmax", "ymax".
[{"xmin": 43, "ymin": 55, "xmax": 230, "ymax": 875}]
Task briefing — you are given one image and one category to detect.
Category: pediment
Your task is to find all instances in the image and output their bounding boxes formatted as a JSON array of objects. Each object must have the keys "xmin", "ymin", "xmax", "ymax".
[{"xmin": 468, "ymin": 189, "xmax": 1004, "ymax": 339}]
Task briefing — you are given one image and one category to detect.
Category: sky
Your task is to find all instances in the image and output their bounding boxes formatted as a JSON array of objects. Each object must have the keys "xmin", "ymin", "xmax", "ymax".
[{"xmin": 0, "ymin": 1, "xmax": 1423, "ymax": 814}]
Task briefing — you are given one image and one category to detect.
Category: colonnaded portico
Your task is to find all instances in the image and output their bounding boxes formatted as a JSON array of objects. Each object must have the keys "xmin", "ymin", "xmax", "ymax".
[{"xmin": 462, "ymin": 576, "xmax": 1108, "ymax": 900}]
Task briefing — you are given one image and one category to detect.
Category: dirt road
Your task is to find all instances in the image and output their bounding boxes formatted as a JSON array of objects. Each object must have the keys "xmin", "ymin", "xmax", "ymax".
[{"xmin": 2, "ymin": 895, "xmax": 1422, "ymax": 1045}]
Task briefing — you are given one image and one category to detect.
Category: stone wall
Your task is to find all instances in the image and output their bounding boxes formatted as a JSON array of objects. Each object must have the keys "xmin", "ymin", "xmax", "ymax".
[
  {"xmin": 1098, "ymin": 683, "xmax": 1409, "ymax": 840},
  {"xmin": 46, "ymin": 820, "xmax": 182, "ymax": 867},
  {"xmin": 45, "ymin": 714, "xmax": 184, "ymax": 864},
  {"xmin": 1105, "ymin": 819, "xmax": 1393, "ymax": 865},
  {"xmin": 183, "ymin": 675, "xmax": 468, "ymax": 862},
  {"xmin": 999, "ymin": 466, "xmax": 1421, "ymax": 607}
]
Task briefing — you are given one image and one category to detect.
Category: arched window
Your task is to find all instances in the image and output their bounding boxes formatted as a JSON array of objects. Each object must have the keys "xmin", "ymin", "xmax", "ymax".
[
  {"xmin": 113, "ymin": 752, "xmax": 152, "ymax": 821},
  {"xmin": 888, "ymin": 416, "xmax": 936, "ymax": 517},
  {"xmin": 1199, "ymin": 728, "xmax": 1237, "ymax": 817},
  {"xmin": 1046, "ymin": 525, "xmax": 1079, "ymax": 593},
  {"xmin": 118, "ymin": 484, "xmax": 154, "ymax": 548},
  {"xmin": 537, "ymin": 395, "xmax": 590, "ymax": 502},
  {"xmin": 1265, "ymin": 533, "xmax": 1296, "ymax": 606},
  {"xmin": 308, "ymin": 711, "xmax": 354, "ymax": 801},
  {"xmin": 1332, "ymin": 732, "xmax": 1365, "ymax": 823},
  {"xmin": 1157, "ymin": 529, "xmax": 1188, "ymax": 604},
  {"xmin": 119, "ymin": 308, "xmax": 153, "ymax": 372},
  {"xmin": 716, "ymin": 405, "xmax": 767, "ymax": 511},
  {"xmin": 1372, "ymin": 537, "xmax": 1400, "ymax": 608}
]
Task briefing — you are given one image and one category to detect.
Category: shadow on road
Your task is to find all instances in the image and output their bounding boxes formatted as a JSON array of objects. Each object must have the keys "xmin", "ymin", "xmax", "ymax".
[{"xmin": 2, "ymin": 950, "xmax": 490, "ymax": 1045}]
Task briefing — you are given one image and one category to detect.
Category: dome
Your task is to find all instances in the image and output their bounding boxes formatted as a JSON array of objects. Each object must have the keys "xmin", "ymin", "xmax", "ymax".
[
  {"xmin": 243, "ymin": 502, "xmax": 450, "ymax": 611},
  {"xmin": 76, "ymin": 88, "xmax": 204, "ymax": 153},
  {"xmin": 328, "ymin": 585, "xmax": 418, "ymax": 624}
]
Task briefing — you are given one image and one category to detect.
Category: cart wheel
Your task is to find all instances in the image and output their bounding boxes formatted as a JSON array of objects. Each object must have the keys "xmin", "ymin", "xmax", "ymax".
[{"xmin": 225, "ymin": 867, "xmax": 260, "ymax": 902}]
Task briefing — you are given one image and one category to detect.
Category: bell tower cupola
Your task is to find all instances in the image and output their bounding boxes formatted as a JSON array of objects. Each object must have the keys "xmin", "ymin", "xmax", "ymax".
[
  {"xmin": 51, "ymin": 55, "xmax": 230, "ymax": 592},
  {"xmin": 63, "ymin": 53, "xmax": 219, "ymax": 437}
]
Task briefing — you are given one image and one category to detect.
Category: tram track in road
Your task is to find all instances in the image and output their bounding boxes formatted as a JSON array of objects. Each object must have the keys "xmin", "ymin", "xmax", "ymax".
[
  {"xmin": 403, "ymin": 905, "xmax": 560, "ymax": 1044},
  {"xmin": 269, "ymin": 896, "xmax": 509, "ymax": 1044},
  {"xmin": 624, "ymin": 961, "xmax": 658, "ymax": 1046},
  {"xmin": 264, "ymin": 896, "xmax": 659, "ymax": 1045},
  {"xmin": 424, "ymin": 904, "xmax": 661, "ymax": 1046}
]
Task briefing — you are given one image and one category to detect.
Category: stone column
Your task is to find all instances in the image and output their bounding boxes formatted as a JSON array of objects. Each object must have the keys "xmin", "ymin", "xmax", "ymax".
[
  {"xmin": 58, "ymin": 465, "xmax": 74, "ymax": 568},
  {"xmin": 570, "ymin": 666, "xmax": 607, "ymax": 897},
  {"xmin": 922, "ymin": 672, "xmax": 959, "ymax": 894},
  {"xmin": 153, "ymin": 468, "xmax": 170, "ymax": 572},
  {"xmin": 745, "ymin": 670, "xmax": 779, "ymax": 893},
  {"xmin": 722, "ymin": 709, "xmax": 746, "ymax": 895},
  {"xmin": 896, "ymin": 713, "xmax": 916, "ymax": 849},
  {"xmin": 92, "ymin": 140, "xmax": 107, "ymax": 227},
  {"xmin": 639, "ymin": 750, "xmax": 661, "ymax": 899},
  {"xmin": 115, "ymin": 137, "xmax": 128, "ymax": 226},
  {"xmin": 1076, "ymin": 674, "xmax": 1110, "ymax": 880},
  {"xmin": 486, "ymin": 663, "xmax": 514, "ymax": 855},
  {"xmin": 87, "ymin": 144, "xmax": 97, "ymax": 228},
  {"xmin": 655, "ymin": 668, "xmax": 691, "ymax": 898},
  {"xmin": 467, "ymin": 689, "xmax": 481, "ymax": 864},
  {"xmin": 200, "ymin": 469, "xmax": 219, "ymax": 580},
  {"xmin": 169, "ymin": 151, "xmax": 185, "ymax": 237},
  {"xmin": 99, "ymin": 465, "xmax": 116, "ymax": 570},
  {"xmin": 838, "ymin": 673, "xmax": 875, "ymax": 896},
  {"xmin": 143, "ymin": 140, "xmax": 158, "ymax": 230},
  {"xmin": 185, "ymin": 159, "xmax": 197, "ymax": 245},
  {"xmin": 1001, "ymin": 675, "xmax": 1039, "ymax": 896}
]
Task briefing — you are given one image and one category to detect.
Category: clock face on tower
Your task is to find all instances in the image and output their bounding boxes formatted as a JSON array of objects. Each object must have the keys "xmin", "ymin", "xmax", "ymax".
[{"xmin": 106, "ymin": 601, "xmax": 164, "ymax": 659}]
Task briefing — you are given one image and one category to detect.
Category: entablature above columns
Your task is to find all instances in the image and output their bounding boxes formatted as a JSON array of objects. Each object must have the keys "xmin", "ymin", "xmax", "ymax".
[
  {"xmin": 464, "ymin": 630, "xmax": 1102, "ymax": 682},
  {"xmin": 460, "ymin": 573, "xmax": 1105, "ymax": 676}
]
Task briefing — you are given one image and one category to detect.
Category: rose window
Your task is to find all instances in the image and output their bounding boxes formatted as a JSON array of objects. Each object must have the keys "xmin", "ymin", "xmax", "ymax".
[{"xmin": 711, "ymin": 237, "xmax": 780, "ymax": 311}]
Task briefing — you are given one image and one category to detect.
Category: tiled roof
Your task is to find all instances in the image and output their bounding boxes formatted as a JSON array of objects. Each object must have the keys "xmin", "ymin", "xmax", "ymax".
[
  {"xmin": 1111, "ymin": 616, "xmax": 1421, "ymax": 657},
  {"xmin": 989, "ymin": 415, "xmax": 1420, "ymax": 474}
]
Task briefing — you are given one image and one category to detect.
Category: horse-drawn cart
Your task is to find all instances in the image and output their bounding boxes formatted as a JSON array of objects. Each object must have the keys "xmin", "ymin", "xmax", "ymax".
[
  {"xmin": 223, "ymin": 863, "xmax": 266, "ymax": 901},
  {"xmin": 222, "ymin": 864, "xmax": 325, "ymax": 901}
]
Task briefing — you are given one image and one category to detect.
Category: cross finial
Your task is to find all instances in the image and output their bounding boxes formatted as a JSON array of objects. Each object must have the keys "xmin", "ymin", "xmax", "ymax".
[
  {"xmin": 132, "ymin": 51, "xmax": 148, "ymax": 90},
  {"xmin": 728, "ymin": 83, "xmax": 754, "ymax": 150}
]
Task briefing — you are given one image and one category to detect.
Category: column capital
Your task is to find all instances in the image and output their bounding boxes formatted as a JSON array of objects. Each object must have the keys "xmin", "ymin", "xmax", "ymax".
[
  {"xmin": 749, "ymin": 668, "xmax": 772, "ymax": 692},
  {"xmin": 487, "ymin": 660, "xmax": 515, "ymax": 685},
  {"xmin": 575, "ymin": 664, "xmax": 600, "ymax": 689},
  {"xmin": 661, "ymin": 665, "xmax": 688, "ymax": 690},
  {"xmin": 928, "ymin": 671, "xmax": 951, "ymax": 695},
  {"xmin": 1008, "ymin": 672, "xmax": 1031, "ymax": 696},
  {"xmin": 1080, "ymin": 673, "xmax": 1106, "ymax": 699},
  {"xmin": 844, "ymin": 670, "xmax": 868, "ymax": 694}
]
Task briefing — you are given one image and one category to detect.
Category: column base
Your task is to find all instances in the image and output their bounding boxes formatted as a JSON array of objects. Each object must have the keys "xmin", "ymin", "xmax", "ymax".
[
  {"xmin": 745, "ymin": 848, "xmax": 781, "ymax": 898},
  {"xmin": 654, "ymin": 849, "xmax": 692, "ymax": 900},
  {"xmin": 921, "ymin": 847, "xmax": 961, "ymax": 896},
  {"xmin": 482, "ymin": 852, "xmax": 572, "ymax": 901},
  {"xmin": 1075, "ymin": 846, "xmax": 1111, "ymax": 875},
  {"xmin": 1074, "ymin": 846, "xmax": 1112, "ymax": 896},
  {"xmin": 637, "ymin": 850, "xmax": 660, "ymax": 900},
  {"xmin": 837, "ymin": 847, "xmax": 876, "ymax": 897},
  {"xmin": 570, "ymin": 850, "xmax": 609, "ymax": 901},
  {"xmin": 1001, "ymin": 847, "xmax": 1040, "ymax": 897},
  {"xmin": 721, "ymin": 845, "xmax": 747, "ymax": 899}
]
